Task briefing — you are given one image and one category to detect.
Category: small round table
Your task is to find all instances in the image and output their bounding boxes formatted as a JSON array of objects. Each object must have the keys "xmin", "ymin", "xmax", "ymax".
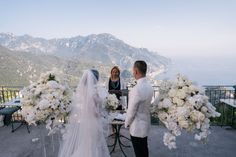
[{"xmin": 108, "ymin": 120, "xmax": 131, "ymax": 157}]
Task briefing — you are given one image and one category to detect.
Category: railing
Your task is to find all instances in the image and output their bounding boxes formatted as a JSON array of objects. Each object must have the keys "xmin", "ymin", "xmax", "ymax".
[
  {"xmin": 0, "ymin": 86, "xmax": 24, "ymax": 122},
  {"xmin": 0, "ymin": 86, "xmax": 23, "ymax": 104},
  {"xmin": 204, "ymin": 85, "xmax": 235, "ymax": 103},
  {"xmin": 204, "ymin": 85, "xmax": 236, "ymax": 126},
  {"xmin": 0, "ymin": 85, "xmax": 235, "ymax": 126}
]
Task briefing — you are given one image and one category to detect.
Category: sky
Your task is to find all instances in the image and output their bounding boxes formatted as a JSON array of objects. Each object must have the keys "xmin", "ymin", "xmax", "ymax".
[{"xmin": 0, "ymin": 0, "xmax": 235, "ymax": 58}]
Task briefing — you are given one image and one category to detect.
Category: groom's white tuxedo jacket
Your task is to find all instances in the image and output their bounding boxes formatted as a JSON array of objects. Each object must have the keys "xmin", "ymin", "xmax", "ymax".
[{"xmin": 125, "ymin": 77, "xmax": 153, "ymax": 138}]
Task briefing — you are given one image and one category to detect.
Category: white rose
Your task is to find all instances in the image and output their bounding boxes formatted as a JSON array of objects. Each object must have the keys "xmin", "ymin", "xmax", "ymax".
[
  {"xmin": 162, "ymin": 98, "xmax": 173, "ymax": 108},
  {"xmin": 179, "ymin": 120, "xmax": 189, "ymax": 129},
  {"xmin": 189, "ymin": 85, "xmax": 199, "ymax": 93},
  {"xmin": 177, "ymin": 80, "xmax": 185, "ymax": 87},
  {"xmin": 174, "ymin": 98, "xmax": 184, "ymax": 107},
  {"xmin": 47, "ymin": 81, "xmax": 59, "ymax": 89},
  {"xmin": 168, "ymin": 105, "xmax": 177, "ymax": 115},
  {"xmin": 163, "ymin": 132, "xmax": 176, "ymax": 150},
  {"xmin": 182, "ymin": 86, "xmax": 189, "ymax": 93},
  {"xmin": 38, "ymin": 99, "xmax": 50, "ymax": 110},
  {"xmin": 158, "ymin": 111, "xmax": 169, "ymax": 121},
  {"xmin": 25, "ymin": 112, "xmax": 36, "ymax": 125},
  {"xmin": 201, "ymin": 106, "xmax": 208, "ymax": 113},
  {"xmin": 168, "ymin": 89, "xmax": 177, "ymax": 97},
  {"xmin": 176, "ymin": 107, "xmax": 190, "ymax": 117},
  {"xmin": 196, "ymin": 122, "xmax": 201, "ymax": 129},
  {"xmin": 190, "ymin": 110, "xmax": 205, "ymax": 122},
  {"xmin": 188, "ymin": 95, "xmax": 203, "ymax": 109},
  {"xmin": 176, "ymin": 89, "xmax": 187, "ymax": 99}
]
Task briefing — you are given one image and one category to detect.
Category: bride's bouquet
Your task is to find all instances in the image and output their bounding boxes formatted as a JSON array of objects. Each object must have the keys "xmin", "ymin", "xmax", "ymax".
[
  {"xmin": 21, "ymin": 70, "xmax": 72, "ymax": 135},
  {"xmin": 105, "ymin": 94, "xmax": 119, "ymax": 111},
  {"xmin": 151, "ymin": 74, "xmax": 221, "ymax": 149}
]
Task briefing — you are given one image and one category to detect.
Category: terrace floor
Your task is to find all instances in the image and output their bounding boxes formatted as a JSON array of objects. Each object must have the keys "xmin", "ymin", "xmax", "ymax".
[{"xmin": 0, "ymin": 124, "xmax": 235, "ymax": 157}]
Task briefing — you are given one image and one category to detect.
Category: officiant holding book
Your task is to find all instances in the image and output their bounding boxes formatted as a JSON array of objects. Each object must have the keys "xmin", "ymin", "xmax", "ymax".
[{"xmin": 107, "ymin": 66, "xmax": 126, "ymax": 110}]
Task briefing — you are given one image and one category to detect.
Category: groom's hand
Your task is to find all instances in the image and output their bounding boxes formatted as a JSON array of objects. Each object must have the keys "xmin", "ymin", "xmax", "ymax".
[{"xmin": 124, "ymin": 122, "xmax": 129, "ymax": 128}]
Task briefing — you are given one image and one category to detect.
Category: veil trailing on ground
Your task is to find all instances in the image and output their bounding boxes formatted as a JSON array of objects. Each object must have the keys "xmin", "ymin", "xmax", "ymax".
[{"xmin": 58, "ymin": 70, "xmax": 110, "ymax": 157}]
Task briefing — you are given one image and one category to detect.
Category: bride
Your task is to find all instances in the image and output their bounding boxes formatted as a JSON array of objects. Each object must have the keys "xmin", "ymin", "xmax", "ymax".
[{"xmin": 58, "ymin": 69, "xmax": 110, "ymax": 157}]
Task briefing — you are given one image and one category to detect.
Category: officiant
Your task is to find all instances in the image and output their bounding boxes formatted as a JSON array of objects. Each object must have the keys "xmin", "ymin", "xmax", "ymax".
[{"xmin": 107, "ymin": 66, "xmax": 126, "ymax": 110}]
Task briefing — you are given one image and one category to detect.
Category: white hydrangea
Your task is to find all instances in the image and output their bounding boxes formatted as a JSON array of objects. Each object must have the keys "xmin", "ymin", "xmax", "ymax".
[
  {"xmin": 21, "ymin": 70, "xmax": 72, "ymax": 135},
  {"xmin": 151, "ymin": 74, "xmax": 221, "ymax": 149}
]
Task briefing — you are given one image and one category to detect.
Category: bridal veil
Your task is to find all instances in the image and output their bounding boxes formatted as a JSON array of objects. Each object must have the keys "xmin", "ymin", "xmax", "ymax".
[{"xmin": 58, "ymin": 70, "xmax": 110, "ymax": 157}]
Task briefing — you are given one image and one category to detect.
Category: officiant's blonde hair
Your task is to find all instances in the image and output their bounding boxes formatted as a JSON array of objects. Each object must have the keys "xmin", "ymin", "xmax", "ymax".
[{"xmin": 110, "ymin": 66, "xmax": 120, "ymax": 76}]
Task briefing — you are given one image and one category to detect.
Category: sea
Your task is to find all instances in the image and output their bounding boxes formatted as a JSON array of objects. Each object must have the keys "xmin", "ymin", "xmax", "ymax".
[{"xmin": 157, "ymin": 55, "xmax": 236, "ymax": 86}]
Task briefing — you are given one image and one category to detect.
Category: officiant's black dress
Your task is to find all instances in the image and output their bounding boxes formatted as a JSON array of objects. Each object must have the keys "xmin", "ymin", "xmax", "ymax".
[{"xmin": 108, "ymin": 78, "xmax": 122, "ymax": 110}]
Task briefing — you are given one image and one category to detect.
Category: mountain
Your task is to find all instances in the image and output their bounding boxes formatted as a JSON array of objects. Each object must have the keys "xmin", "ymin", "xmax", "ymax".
[
  {"xmin": 0, "ymin": 45, "xmax": 117, "ymax": 86},
  {"xmin": 0, "ymin": 45, "xmax": 64, "ymax": 85},
  {"xmin": 0, "ymin": 32, "xmax": 171, "ymax": 85}
]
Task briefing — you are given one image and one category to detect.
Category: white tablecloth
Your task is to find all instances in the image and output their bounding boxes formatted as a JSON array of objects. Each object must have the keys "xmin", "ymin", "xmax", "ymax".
[{"xmin": 109, "ymin": 112, "xmax": 126, "ymax": 121}]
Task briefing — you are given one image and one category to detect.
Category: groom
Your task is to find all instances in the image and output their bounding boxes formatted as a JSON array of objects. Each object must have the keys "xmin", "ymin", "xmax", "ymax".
[{"xmin": 125, "ymin": 60, "xmax": 153, "ymax": 157}]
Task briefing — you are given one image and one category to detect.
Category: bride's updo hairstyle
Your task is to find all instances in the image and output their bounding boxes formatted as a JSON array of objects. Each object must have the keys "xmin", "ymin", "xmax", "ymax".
[{"xmin": 91, "ymin": 69, "xmax": 99, "ymax": 81}]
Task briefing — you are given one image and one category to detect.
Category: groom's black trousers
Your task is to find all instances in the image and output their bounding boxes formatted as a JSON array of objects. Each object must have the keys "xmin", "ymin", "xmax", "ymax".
[{"xmin": 131, "ymin": 135, "xmax": 149, "ymax": 157}]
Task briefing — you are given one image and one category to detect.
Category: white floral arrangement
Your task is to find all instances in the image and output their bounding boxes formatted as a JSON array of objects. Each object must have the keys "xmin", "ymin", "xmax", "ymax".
[
  {"xmin": 21, "ymin": 70, "xmax": 72, "ymax": 135},
  {"xmin": 151, "ymin": 74, "xmax": 221, "ymax": 149},
  {"xmin": 105, "ymin": 94, "xmax": 119, "ymax": 111}
]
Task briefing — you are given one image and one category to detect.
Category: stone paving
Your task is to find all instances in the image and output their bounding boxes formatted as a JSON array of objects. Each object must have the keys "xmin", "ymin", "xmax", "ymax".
[{"xmin": 0, "ymin": 124, "xmax": 235, "ymax": 157}]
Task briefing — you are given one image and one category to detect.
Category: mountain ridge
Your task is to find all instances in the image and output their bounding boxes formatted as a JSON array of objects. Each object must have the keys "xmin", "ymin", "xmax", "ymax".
[{"xmin": 0, "ymin": 32, "xmax": 171, "ymax": 85}]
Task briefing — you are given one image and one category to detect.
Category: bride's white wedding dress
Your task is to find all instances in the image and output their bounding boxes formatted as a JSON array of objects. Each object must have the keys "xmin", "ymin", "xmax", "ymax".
[{"xmin": 58, "ymin": 70, "xmax": 110, "ymax": 157}]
